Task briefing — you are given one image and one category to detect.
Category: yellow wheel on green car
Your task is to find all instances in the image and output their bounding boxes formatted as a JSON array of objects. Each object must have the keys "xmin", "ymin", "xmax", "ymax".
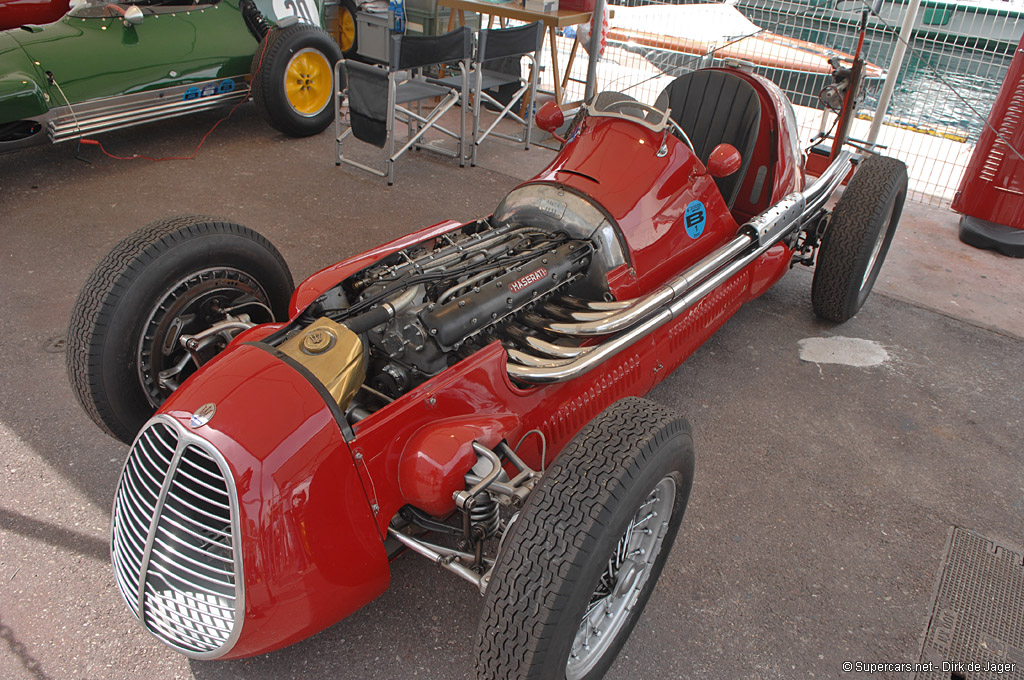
[
  {"xmin": 285, "ymin": 48, "xmax": 332, "ymax": 117},
  {"xmin": 250, "ymin": 24, "xmax": 343, "ymax": 137},
  {"xmin": 338, "ymin": 0, "xmax": 357, "ymax": 55}
]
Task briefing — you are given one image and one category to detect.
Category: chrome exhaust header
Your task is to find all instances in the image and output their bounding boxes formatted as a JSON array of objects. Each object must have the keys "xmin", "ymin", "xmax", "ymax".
[{"xmin": 507, "ymin": 150, "xmax": 854, "ymax": 384}]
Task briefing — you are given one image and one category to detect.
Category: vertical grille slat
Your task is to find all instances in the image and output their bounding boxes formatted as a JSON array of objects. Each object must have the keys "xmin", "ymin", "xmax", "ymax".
[{"xmin": 110, "ymin": 418, "xmax": 242, "ymax": 657}]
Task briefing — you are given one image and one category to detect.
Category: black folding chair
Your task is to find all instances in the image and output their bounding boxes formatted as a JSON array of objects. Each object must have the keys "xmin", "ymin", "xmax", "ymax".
[
  {"xmin": 335, "ymin": 26, "xmax": 473, "ymax": 185},
  {"xmin": 468, "ymin": 21, "xmax": 544, "ymax": 167}
]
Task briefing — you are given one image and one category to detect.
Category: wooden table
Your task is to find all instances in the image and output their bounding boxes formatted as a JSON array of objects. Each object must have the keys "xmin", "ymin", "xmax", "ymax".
[{"xmin": 439, "ymin": 0, "xmax": 592, "ymax": 107}]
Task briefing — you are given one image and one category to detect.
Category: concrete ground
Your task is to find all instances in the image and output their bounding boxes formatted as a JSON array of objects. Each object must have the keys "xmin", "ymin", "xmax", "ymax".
[{"xmin": 0, "ymin": 105, "xmax": 1021, "ymax": 680}]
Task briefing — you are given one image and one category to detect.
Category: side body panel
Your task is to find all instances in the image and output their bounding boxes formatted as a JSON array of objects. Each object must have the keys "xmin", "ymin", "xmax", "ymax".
[
  {"xmin": 530, "ymin": 114, "xmax": 739, "ymax": 297},
  {"xmin": 12, "ymin": 1, "xmax": 256, "ymax": 105},
  {"xmin": 0, "ymin": 32, "xmax": 49, "ymax": 120}
]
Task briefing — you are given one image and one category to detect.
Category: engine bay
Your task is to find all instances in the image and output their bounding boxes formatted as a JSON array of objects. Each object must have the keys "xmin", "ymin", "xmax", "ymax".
[{"xmin": 269, "ymin": 201, "xmax": 625, "ymax": 422}]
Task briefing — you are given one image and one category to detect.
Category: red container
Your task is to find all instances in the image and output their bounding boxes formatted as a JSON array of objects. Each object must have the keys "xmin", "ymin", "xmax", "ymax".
[
  {"xmin": 560, "ymin": 0, "xmax": 596, "ymax": 12},
  {"xmin": 951, "ymin": 33, "xmax": 1024, "ymax": 257}
]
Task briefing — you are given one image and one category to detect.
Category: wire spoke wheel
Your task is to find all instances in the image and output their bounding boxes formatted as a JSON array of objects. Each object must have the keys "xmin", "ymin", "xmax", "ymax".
[
  {"xmin": 476, "ymin": 397, "xmax": 694, "ymax": 680},
  {"xmin": 137, "ymin": 267, "xmax": 275, "ymax": 406},
  {"xmin": 567, "ymin": 476, "xmax": 677, "ymax": 680},
  {"xmin": 66, "ymin": 216, "xmax": 293, "ymax": 443}
]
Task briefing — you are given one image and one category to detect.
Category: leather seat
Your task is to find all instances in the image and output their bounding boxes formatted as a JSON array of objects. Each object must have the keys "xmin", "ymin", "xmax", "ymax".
[{"xmin": 655, "ymin": 70, "xmax": 762, "ymax": 209}]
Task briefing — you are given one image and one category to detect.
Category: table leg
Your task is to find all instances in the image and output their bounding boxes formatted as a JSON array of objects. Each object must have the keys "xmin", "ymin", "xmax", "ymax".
[
  {"xmin": 560, "ymin": 37, "xmax": 580, "ymax": 95},
  {"xmin": 548, "ymin": 26, "xmax": 563, "ymax": 108}
]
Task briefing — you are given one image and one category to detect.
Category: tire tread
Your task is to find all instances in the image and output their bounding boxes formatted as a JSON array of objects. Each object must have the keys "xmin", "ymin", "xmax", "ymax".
[
  {"xmin": 812, "ymin": 155, "xmax": 908, "ymax": 322},
  {"xmin": 66, "ymin": 216, "xmax": 292, "ymax": 442},
  {"xmin": 475, "ymin": 397, "xmax": 692, "ymax": 680}
]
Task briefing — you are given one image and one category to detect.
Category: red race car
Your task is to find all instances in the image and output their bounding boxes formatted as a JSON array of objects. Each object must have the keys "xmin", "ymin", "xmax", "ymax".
[
  {"xmin": 0, "ymin": 0, "xmax": 68, "ymax": 30},
  {"xmin": 67, "ymin": 66, "xmax": 906, "ymax": 677}
]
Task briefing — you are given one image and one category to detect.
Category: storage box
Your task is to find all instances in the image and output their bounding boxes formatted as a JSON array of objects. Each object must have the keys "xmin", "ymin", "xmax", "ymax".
[
  {"xmin": 356, "ymin": 10, "xmax": 394, "ymax": 63},
  {"xmin": 405, "ymin": 6, "xmax": 480, "ymax": 36},
  {"xmin": 559, "ymin": 0, "xmax": 594, "ymax": 12},
  {"xmin": 524, "ymin": 0, "xmax": 557, "ymax": 12}
]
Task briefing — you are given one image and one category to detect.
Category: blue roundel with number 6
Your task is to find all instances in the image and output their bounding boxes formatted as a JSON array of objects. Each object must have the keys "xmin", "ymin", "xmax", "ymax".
[{"xmin": 684, "ymin": 201, "xmax": 706, "ymax": 239}]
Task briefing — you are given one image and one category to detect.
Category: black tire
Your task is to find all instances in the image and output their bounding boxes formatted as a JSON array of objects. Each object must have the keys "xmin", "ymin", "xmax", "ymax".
[
  {"xmin": 812, "ymin": 154, "xmax": 908, "ymax": 322},
  {"xmin": 476, "ymin": 397, "xmax": 695, "ymax": 680},
  {"xmin": 337, "ymin": 0, "xmax": 359, "ymax": 57},
  {"xmin": 250, "ymin": 24, "xmax": 343, "ymax": 137},
  {"xmin": 66, "ymin": 216, "xmax": 294, "ymax": 444}
]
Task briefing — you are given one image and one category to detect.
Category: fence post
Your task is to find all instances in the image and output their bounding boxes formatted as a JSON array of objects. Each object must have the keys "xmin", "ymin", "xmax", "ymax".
[
  {"xmin": 584, "ymin": 0, "xmax": 606, "ymax": 102},
  {"xmin": 866, "ymin": 0, "xmax": 922, "ymax": 147}
]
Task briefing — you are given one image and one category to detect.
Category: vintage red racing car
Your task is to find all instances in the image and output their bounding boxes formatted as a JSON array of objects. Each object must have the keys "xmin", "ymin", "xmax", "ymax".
[{"xmin": 67, "ymin": 65, "xmax": 907, "ymax": 677}]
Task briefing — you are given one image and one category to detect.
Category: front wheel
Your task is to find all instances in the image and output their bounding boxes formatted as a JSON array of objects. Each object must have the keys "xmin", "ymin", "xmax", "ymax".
[
  {"xmin": 251, "ymin": 24, "xmax": 344, "ymax": 137},
  {"xmin": 66, "ymin": 216, "xmax": 294, "ymax": 444},
  {"xmin": 811, "ymin": 154, "xmax": 908, "ymax": 322},
  {"xmin": 476, "ymin": 397, "xmax": 695, "ymax": 680}
]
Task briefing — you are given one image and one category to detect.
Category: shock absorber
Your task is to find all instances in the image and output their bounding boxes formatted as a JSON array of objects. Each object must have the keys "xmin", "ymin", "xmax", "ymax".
[{"xmin": 469, "ymin": 492, "xmax": 500, "ymax": 541}]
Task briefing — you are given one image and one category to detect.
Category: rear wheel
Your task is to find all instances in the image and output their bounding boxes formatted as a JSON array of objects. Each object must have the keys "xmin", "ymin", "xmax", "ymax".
[
  {"xmin": 812, "ymin": 154, "xmax": 908, "ymax": 322},
  {"xmin": 251, "ymin": 24, "xmax": 343, "ymax": 137},
  {"xmin": 66, "ymin": 216, "xmax": 293, "ymax": 444},
  {"xmin": 476, "ymin": 397, "xmax": 695, "ymax": 680}
]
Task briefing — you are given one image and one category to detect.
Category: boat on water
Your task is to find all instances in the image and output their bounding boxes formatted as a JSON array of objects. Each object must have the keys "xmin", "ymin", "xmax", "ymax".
[
  {"xmin": 734, "ymin": 0, "xmax": 1024, "ymax": 54},
  {"xmin": 607, "ymin": 2, "xmax": 887, "ymax": 107}
]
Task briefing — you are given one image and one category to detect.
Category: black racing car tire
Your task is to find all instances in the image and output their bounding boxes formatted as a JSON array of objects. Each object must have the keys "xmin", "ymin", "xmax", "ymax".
[
  {"xmin": 66, "ymin": 216, "xmax": 293, "ymax": 444},
  {"xmin": 251, "ymin": 23, "xmax": 343, "ymax": 138},
  {"xmin": 475, "ymin": 397, "xmax": 695, "ymax": 680},
  {"xmin": 812, "ymin": 154, "xmax": 908, "ymax": 322},
  {"xmin": 337, "ymin": 0, "xmax": 359, "ymax": 57}
]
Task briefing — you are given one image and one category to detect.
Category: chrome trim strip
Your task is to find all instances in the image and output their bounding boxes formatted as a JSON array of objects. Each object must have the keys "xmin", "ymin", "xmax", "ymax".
[{"xmin": 47, "ymin": 79, "xmax": 249, "ymax": 143}]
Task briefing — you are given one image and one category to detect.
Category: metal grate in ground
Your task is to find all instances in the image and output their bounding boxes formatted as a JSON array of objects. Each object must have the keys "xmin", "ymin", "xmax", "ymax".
[{"xmin": 916, "ymin": 527, "xmax": 1024, "ymax": 680}]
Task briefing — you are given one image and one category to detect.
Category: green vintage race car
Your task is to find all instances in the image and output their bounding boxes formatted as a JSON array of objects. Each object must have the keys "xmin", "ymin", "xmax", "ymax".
[{"xmin": 0, "ymin": 0, "xmax": 352, "ymax": 152}]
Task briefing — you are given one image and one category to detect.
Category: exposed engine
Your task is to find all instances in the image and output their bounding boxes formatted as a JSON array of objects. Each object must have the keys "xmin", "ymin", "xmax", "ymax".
[
  {"xmin": 268, "ymin": 185, "xmax": 631, "ymax": 418},
  {"xmin": 296, "ymin": 222, "xmax": 589, "ymax": 398}
]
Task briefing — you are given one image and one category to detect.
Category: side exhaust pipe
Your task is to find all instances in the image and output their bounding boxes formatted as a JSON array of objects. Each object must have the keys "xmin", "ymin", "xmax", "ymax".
[{"xmin": 507, "ymin": 151, "xmax": 854, "ymax": 384}]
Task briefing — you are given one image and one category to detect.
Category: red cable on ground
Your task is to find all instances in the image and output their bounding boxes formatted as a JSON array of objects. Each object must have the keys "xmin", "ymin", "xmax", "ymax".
[{"xmin": 80, "ymin": 36, "xmax": 271, "ymax": 162}]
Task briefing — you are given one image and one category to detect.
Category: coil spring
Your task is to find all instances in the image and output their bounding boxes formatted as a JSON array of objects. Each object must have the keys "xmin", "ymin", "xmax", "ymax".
[
  {"xmin": 240, "ymin": 0, "xmax": 271, "ymax": 42},
  {"xmin": 470, "ymin": 492, "xmax": 500, "ymax": 540}
]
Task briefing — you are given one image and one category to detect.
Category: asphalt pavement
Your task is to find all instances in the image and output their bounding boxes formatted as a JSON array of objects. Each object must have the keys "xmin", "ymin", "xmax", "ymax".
[{"xmin": 0, "ymin": 104, "xmax": 1021, "ymax": 680}]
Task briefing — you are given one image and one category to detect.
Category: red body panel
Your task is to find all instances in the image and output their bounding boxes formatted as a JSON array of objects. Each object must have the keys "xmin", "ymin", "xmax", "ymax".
[
  {"xmin": 0, "ymin": 0, "xmax": 67, "ymax": 30},
  {"xmin": 533, "ymin": 115, "xmax": 739, "ymax": 294},
  {"xmin": 290, "ymin": 220, "xmax": 463, "ymax": 317},
  {"xmin": 148, "ymin": 67, "xmax": 800, "ymax": 658}
]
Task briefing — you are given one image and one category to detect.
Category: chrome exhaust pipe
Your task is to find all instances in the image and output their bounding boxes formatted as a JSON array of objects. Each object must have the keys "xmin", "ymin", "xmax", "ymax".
[
  {"xmin": 544, "ymin": 235, "xmax": 755, "ymax": 336},
  {"xmin": 507, "ymin": 151, "xmax": 854, "ymax": 383}
]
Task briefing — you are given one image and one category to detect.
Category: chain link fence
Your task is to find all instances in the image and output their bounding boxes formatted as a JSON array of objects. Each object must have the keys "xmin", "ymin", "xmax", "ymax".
[{"xmin": 532, "ymin": 0, "xmax": 1022, "ymax": 206}]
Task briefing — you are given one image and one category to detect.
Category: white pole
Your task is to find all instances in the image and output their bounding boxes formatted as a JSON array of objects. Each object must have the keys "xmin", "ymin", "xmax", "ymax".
[
  {"xmin": 867, "ymin": 0, "xmax": 922, "ymax": 146},
  {"xmin": 585, "ymin": 0, "xmax": 606, "ymax": 102}
]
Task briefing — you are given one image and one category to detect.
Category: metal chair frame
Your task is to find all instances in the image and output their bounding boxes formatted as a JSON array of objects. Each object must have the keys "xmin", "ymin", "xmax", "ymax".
[{"xmin": 335, "ymin": 27, "xmax": 472, "ymax": 185}]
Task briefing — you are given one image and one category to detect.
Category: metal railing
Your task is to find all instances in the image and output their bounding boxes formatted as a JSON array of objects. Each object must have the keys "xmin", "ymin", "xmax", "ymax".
[{"xmin": 528, "ymin": 0, "xmax": 1021, "ymax": 206}]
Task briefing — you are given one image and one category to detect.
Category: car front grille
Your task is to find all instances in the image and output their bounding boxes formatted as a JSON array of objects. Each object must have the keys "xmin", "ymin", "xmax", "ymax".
[{"xmin": 111, "ymin": 417, "xmax": 243, "ymax": 657}]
